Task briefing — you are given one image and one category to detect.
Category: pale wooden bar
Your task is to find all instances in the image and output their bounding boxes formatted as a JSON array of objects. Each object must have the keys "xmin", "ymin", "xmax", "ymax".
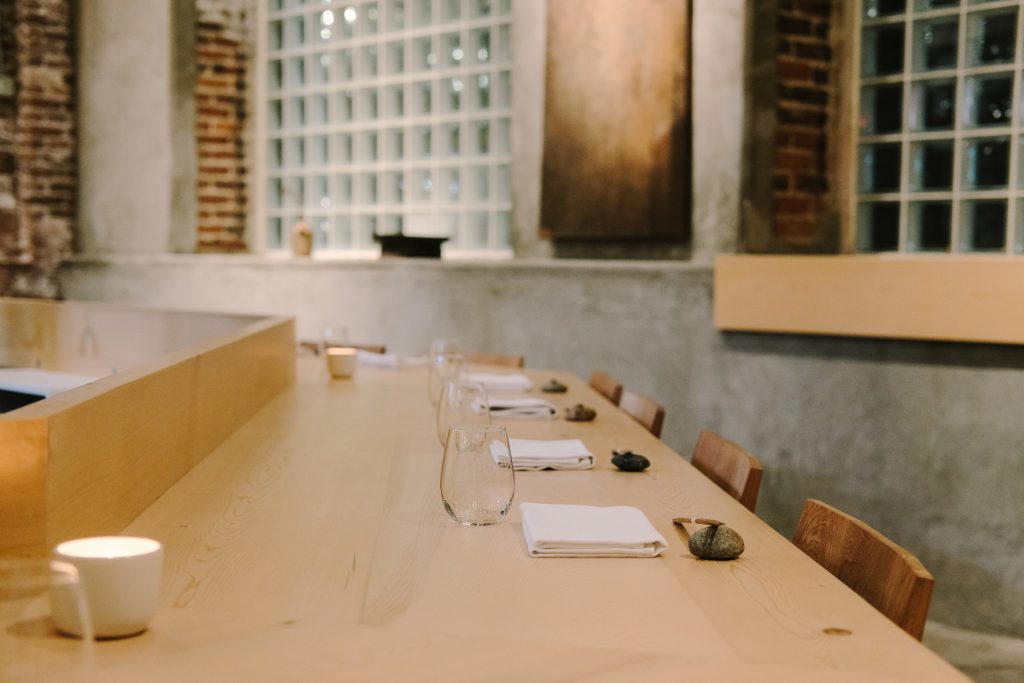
[
  {"xmin": 0, "ymin": 298, "xmax": 295, "ymax": 555},
  {"xmin": 0, "ymin": 357, "xmax": 968, "ymax": 682},
  {"xmin": 714, "ymin": 254, "xmax": 1024, "ymax": 345}
]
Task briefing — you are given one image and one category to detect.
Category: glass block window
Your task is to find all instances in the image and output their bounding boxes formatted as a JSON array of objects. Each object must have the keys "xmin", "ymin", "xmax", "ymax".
[
  {"xmin": 261, "ymin": 0, "xmax": 513, "ymax": 257},
  {"xmin": 857, "ymin": 0, "xmax": 1024, "ymax": 253}
]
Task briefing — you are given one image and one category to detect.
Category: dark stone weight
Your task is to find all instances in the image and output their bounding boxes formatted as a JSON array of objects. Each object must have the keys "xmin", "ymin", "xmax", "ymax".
[
  {"xmin": 688, "ymin": 525, "xmax": 744, "ymax": 560},
  {"xmin": 564, "ymin": 404, "xmax": 596, "ymax": 421},
  {"xmin": 542, "ymin": 379, "xmax": 568, "ymax": 393},
  {"xmin": 611, "ymin": 450, "xmax": 650, "ymax": 472}
]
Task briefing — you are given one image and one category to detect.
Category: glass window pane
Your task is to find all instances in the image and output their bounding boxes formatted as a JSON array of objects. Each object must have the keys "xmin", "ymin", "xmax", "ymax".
[
  {"xmin": 473, "ymin": 28, "xmax": 491, "ymax": 63},
  {"xmin": 965, "ymin": 74, "xmax": 1012, "ymax": 127},
  {"xmin": 961, "ymin": 200, "xmax": 1006, "ymax": 251},
  {"xmin": 963, "ymin": 137, "xmax": 1009, "ymax": 189},
  {"xmin": 388, "ymin": 0, "xmax": 405, "ymax": 30},
  {"xmin": 269, "ymin": 21, "xmax": 283, "ymax": 50},
  {"xmin": 333, "ymin": 215, "xmax": 352, "ymax": 249},
  {"xmin": 915, "ymin": 0, "xmax": 958, "ymax": 8},
  {"xmin": 859, "ymin": 143, "xmax": 902, "ymax": 193},
  {"xmin": 863, "ymin": 25, "xmax": 905, "ymax": 77},
  {"xmin": 858, "ymin": 202, "xmax": 900, "ymax": 251},
  {"xmin": 472, "ymin": 0, "xmax": 493, "ymax": 18},
  {"xmin": 861, "ymin": 84, "xmax": 903, "ymax": 134},
  {"xmin": 262, "ymin": 0, "xmax": 513, "ymax": 254},
  {"xmin": 267, "ymin": 217, "xmax": 283, "ymax": 249},
  {"xmin": 864, "ymin": 0, "xmax": 906, "ymax": 18},
  {"xmin": 268, "ymin": 60, "xmax": 283, "ymax": 90},
  {"xmin": 913, "ymin": 18, "xmax": 958, "ymax": 72},
  {"xmin": 911, "ymin": 141, "xmax": 953, "ymax": 190},
  {"xmin": 387, "ymin": 41, "xmax": 404, "ymax": 73},
  {"xmin": 911, "ymin": 78, "xmax": 955, "ymax": 130},
  {"xmin": 909, "ymin": 201, "xmax": 951, "ymax": 252},
  {"xmin": 445, "ymin": 169, "xmax": 460, "ymax": 201},
  {"xmin": 444, "ymin": 33, "xmax": 463, "ymax": 67},
  {"xmin": 968, "ymin": 10, "xmax": 1017, "ymax": 66}
]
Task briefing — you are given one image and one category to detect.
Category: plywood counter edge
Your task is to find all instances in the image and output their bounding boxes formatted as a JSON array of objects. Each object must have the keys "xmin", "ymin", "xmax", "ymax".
[
  {"xmin": 714, "ymin": 254, "xmax": 1024, "ymax": 346},
  {"xmin": 7, "ymin": 314, "xmax": 296, "ymax": 418},
  {"xmin": 0, "ymin": 313, "xmax": 296, "ymax": 555}
]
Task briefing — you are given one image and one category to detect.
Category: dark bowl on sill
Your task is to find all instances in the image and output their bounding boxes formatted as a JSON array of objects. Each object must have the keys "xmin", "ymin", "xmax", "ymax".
[{"xmin": 373, "ymin": 233, "xmax": 449, "ymax": 258}]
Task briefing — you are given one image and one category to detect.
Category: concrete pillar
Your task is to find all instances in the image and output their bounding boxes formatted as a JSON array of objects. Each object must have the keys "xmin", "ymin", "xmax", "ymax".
[{"xmin": 78, "ymin": 0, "xmax": 196, "ymax": 254}]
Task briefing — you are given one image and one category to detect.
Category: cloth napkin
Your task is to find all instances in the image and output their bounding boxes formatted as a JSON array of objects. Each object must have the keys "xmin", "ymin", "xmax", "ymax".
[
  {"xmin": 467, "ymin": 372, "xmax": 533, "ymax": 393},
  {"xmin": 356, "ymin": 350, "xmax": 428, "ymax": 368},
  {"xmin": 486, "ymin": 396, "xmax": 557, "ymax": 419},
  {"xmin": 503, "ymin": 438, "xmax": 594, "ymax": 470},
  {"xmin": 520, "ymin": 503, "xmax": 668, "ymax": 558}
]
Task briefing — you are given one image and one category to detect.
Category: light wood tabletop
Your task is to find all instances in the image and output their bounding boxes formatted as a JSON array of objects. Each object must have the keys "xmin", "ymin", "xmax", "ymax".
[{"xmin": 0, "ymin": 356, "xmax": 969, "ymax": 682}]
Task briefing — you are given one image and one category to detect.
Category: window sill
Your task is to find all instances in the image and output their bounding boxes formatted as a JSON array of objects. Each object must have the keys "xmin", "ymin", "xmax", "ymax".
[{"xmin": 714, "ymin": 254, "xmax": 1024, "ymax": 345}]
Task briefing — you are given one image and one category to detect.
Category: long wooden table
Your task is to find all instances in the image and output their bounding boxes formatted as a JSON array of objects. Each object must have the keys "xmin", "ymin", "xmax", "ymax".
[{"xmin": 0, "ymin": 357, "xmax": 969, "ymax": 681}]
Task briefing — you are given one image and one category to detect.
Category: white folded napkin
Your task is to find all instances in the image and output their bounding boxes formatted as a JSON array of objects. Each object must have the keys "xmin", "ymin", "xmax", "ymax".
[
  {"xmin": 486, "ymin": 396, "xmax": 556, "ymax": 419},
  {"xmin": 504, "ymin": 438, "xmax": 594, "ymax": 470},
  {"xmin": 356, "ymin": 350, "xmax": 428, "ymax": 368},
  {"xmin": 520, "ymin": 503, "xmax": 668, "ymax": 558},
  {"xmin": 468, "ymin": 372, "xmax": 533, "ymax": 393}
]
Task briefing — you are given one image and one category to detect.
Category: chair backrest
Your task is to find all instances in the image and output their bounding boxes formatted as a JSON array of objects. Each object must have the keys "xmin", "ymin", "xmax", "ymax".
[
  {"xmin": 618, "ymin": 389, "xmax": 665, "ymax": 438},
  {"xmin": 792, "ymin": 499, "xmax": 934, "ymax": 640},
  {"xmin": 690, "ymin": 430, "xmax": 763, "ymax": 513},
  {"xmin": 463, "ymin": 352, "xmax": 525, "ymax": 368},
  {"xmin": 589, "ymin": 371, "xmax": 623, "ymax": 405}
]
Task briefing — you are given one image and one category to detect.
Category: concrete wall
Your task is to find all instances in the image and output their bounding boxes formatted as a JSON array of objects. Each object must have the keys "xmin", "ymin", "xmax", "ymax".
[
  {"xmin": 78, "ymin": 0, "xmax": 194, "ymax": 253},
  {"xmin": 59, "ymin": 256, "xmax": 1024, "ymax": 637}
]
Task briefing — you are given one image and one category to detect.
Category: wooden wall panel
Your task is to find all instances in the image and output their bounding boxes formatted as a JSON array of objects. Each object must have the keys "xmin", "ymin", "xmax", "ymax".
[
  {"xmin": 715, "ymin": 255, "xmax": 1024, "ymax": 345},
  {"xmin": 541, "ymin": 0, "xmax": 690, "ymax": 242}
]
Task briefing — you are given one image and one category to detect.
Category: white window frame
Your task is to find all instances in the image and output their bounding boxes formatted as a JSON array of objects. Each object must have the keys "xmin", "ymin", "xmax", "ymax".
[
  {"xmin": 851, "ymin": 0, "xmax": 1024, "ymax": 255},
  {"xmin": 252, "ymin": 0, "xmax": 518, "ymax": 259}
]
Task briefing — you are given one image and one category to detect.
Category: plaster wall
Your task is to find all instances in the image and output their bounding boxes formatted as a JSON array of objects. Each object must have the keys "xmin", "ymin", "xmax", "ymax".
[
  {"xmin": 77, "ymin": 0, "xmax": 180, "ymax": 253},
  {"xmin": 59, "ymin": 255, "xmax": 1024, "ymax": 638},
  {"xmin": 691, "ymin": 0, "xmax": 744, "ymax": 261}
]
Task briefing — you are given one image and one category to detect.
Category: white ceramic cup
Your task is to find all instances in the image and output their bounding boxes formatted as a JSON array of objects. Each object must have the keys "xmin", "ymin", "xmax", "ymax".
[
  {"xmin": 326, "ymin": 347, "xmax": 358, "ymax": 378},
  {"xmin": 49, "ymin": 536, "xmax": 163, "ymax": 639}
]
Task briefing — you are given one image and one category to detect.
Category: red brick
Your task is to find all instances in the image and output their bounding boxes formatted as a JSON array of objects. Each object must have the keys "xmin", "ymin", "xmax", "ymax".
[
  {"xmin": 777, "ymin": 57, "xmax": 812, "ymax": 82},
  {"xmin": 774, "ymin": 150, "xmax": 813, "ymax": 170}
]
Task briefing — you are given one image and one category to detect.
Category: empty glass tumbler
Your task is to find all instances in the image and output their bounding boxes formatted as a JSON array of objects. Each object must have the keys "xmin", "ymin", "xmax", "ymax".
[
  {"xmin": 429, "ymin": 337, "xmax": 462, "ymax": 359},
  {"xmin": 428, "ymin": 352, "xmax": 466, "ymax": 405},
  {"xmin": 436, "ymin": 380, "xmax": 490, "ymax": 446},
  {"xmin": 440, "ymin": 425, "xmax": 515, "ymax": 526}
]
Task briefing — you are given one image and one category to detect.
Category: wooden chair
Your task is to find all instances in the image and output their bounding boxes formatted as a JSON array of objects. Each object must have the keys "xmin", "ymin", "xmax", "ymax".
[
  {"xmin": 301, "ymin": 341, "xmax": 387, "ymax": 355},
  {"xmin": 618, "ymin": 389, "xmax": 665, "ymax": 438},
  {"xmin": 463, "ymin": 352, "xmax": 525, "ymax": 368},
  {"xmin": 589, "ymin": 371, "xmax": 623, "ymax": 405},
  {"xmin": 792, "ymin": 499, "xmax": 934, "ymax": 640},
  {"xmin": 690, "ymin": 430, "xmax": 763, "ymax": 513}
]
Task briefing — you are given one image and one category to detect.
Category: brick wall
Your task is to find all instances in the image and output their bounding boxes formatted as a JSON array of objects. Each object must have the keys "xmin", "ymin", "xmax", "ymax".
[
  {"xmin": 771, "ymin": 0, "xmax": 838, "ymax": 252},
  {"xmin": 0, "ymin": 0, "xmax": 75, "ymax": 298},
  {"xmin": 1, "ymin": 0, "xmax": 23, "ymax": 271},
  {"xmin": 195, "ymin": 0, "xmax": 251, "ymax": 252}
]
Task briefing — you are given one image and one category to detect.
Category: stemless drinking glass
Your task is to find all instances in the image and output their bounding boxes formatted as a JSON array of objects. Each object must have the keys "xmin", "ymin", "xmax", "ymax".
[
  {"xmin": 321, "ymin": 324, "xmax": 350, "ymax": 353},
  {"xmin": 440, "ymin": 425, "xmax": 515, "ymax": 526},
  {"xmin": 436, "ymin": 380, "xmax": 490, "ymax": 446},
  {"xmin": 427, "ymin": 352, "xmax": 466, "ymax": 405},
  {"xmin": 429, "ymin": 337, "xmax": 462, "ymax": 360}
]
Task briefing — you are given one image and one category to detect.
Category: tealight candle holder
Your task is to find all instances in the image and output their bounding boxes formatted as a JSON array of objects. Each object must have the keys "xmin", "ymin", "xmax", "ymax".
[
  {"xmin": 326, "ymin": 347, "xmax": 358, "ymax": 379},
  {"xmin": 50, "ymin": 536, "xmax": 163, "ymax": 639}
]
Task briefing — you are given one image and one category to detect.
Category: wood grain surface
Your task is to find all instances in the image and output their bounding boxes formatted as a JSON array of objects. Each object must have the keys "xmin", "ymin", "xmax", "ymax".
[{"xmin": 0, "ymin": 358, "xmax": 968, "ymax": 682}]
